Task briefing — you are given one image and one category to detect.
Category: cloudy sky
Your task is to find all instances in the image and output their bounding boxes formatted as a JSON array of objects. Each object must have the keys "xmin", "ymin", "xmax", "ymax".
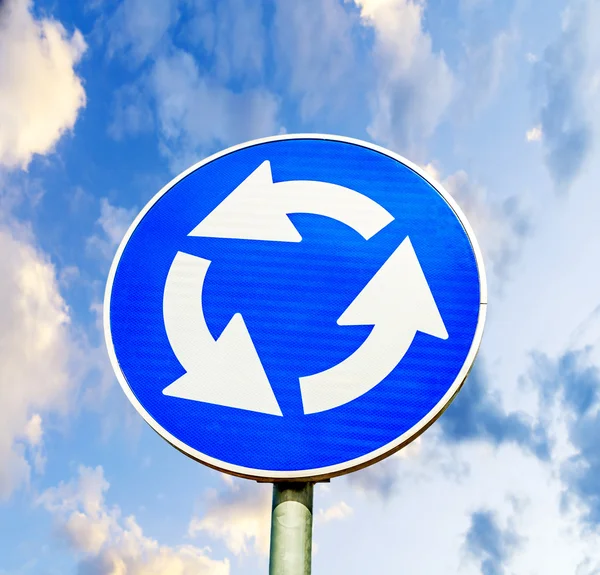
[{"xmin": 1, "ymin": 0, "xmax": 600, "ymax": 573}]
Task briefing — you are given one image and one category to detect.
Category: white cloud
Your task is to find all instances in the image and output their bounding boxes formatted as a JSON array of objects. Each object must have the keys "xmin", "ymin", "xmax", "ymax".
[
  {"xmin": 107, "ymin": 0, "xmax": 178, "ymax": 64},
  {"xmin": 40, "ymin": 465, "xmax": 112, "ymax": 554},
  {"xmin": 188, "ymin": 476, "xmax": 271, "ymax": 557},
  {"xmin": 108, "ymin": 84, "xmax": 154, "ymax": 141},
  {"xmin": 320, "ymin": 437, "xmax": 600, "ymax": 574},
  {"xmin": 347, "ymin": 433, "xmax": 470, "ymax": 500},
  {"xmin": 526, "ymin": 52, "xmax": 539, "ymax": 63},
  {"xmin": 423, "ymin": 164, "xmax": 530, "ymax": 285},
  {"xmin": 533, "ymin": 0, "xmax": 600, "ymax": 188},
  {"xmin": 23, "ymin": 413, "xmax": 43, "ymax": 447},
  {"xmin": 0, "ymin": 217, "xmax": 76, "ymax": 499},
  {"xmin": 457, "ymin": 28, "xmax": 515, "ymax": 116},
  {"xmin": 184, "ymin": 0, "xmax": 266, "ymax": 83},
  {"xmin": 526, "ymin": 125, "xmax": 543, "ymax": 142},
  {"xmin": 38, "ymin": 465, "xmax": 230, "ymax": 575},
  {"xmin": 0, "ymin": 0, "xmax": 86, "ymax": 169},
  {"xmin": 106, "ymin": 1, "xmax": 278, "ymax": 164},
  {"xmin": 272, "ymin": 0, "xmax": 358, "ymax": 121},
  {"xmin": 23, "ymin": 413, "xmax": 46, "ymax": 474},
  {"xmin": 150, "ymin": 48, "xmax": 281, "ymax": 172},
  {"xmin": 316, "ymin": 501, "xmax": 353, "ymax": 524},
  {"xmin": 347, "ymin": 456, "xmax": 405, "ymax": 498},
  {"xmin": 353, "ymin": 0, "xmax": 455, "ymax": 156},
  {"xmin": 87, "ymin": 198, "xmax": 137, "ymax": 260},
  {"xmin": 577, "ymin": 557, "xmax": 600, "ymax": 575}
]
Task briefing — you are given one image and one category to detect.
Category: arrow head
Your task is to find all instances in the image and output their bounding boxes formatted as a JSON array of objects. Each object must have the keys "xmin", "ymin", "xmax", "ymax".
[
  {"xmin": 162, "ymin": 251, "xmax": 282, "ymax": 416},
  {"xmin": 163, "ymin": 311, "xmax": 283, "ymax": 415},
  {"xmin": 338, "ymin": 237, "xmax": 448, "ymax": 339},
  {"xmin": 188, "ymin": 161, "xmax": 302, "ymax": 242}
]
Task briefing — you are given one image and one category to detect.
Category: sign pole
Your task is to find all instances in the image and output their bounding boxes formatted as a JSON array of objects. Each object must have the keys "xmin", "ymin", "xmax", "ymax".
[{"xmin": 269, "ymin": 482, "xmax": 314, "ymax": 575}]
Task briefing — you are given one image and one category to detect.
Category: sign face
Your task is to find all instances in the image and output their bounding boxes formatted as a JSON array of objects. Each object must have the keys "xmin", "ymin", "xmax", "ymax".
[{"xmin": 104, "ymin": 134, "xmax": 486, "ymax": 480}]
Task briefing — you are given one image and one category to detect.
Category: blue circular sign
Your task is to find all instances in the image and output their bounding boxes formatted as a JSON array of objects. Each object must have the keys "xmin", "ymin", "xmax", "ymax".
[{"xmin": 104, "ymin": 135, "xmax": 486, "ymax": 480}]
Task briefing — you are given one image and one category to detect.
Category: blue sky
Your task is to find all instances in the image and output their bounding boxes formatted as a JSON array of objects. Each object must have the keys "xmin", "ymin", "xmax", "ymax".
[{"xmin": 1, "ymin": 0, "xmax": 600, "ymax": 573}]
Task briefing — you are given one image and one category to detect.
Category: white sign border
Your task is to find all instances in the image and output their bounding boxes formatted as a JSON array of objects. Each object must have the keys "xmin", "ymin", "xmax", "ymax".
[{"xmin": 104, "ymin": 133, "xmax": 488, "ymax": 481}]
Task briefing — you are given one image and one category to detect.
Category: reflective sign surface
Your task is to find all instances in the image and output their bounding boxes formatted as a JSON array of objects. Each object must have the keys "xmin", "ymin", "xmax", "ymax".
[{"xmin": 104, "ymin": 135, "xmax": 486, "ymax": 480}]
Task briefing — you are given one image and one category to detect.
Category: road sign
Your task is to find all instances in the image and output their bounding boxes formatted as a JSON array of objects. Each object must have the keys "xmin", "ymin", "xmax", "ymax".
[{"xmin": 104, "ymin": 134, "xmax": 487, "ymax": 481}]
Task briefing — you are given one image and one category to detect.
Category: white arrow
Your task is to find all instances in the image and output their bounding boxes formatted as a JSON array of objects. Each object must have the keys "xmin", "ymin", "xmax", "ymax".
[
  {"xmin": 299, "ymin": 237, "xmax": 448, "ymax": 415},
  {"xmin": 162, "ymin": 251, "xmax": 282, "ymax": 416},
  {"xmin": 189, "ymin": 161, "xmax": 394, "ymax": 242}
]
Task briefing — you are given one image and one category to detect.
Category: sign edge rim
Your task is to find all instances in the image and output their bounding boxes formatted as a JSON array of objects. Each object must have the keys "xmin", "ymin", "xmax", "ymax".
[{"xmin": 103, "ymin": 133, "xmax": 488, "ymax": 481}]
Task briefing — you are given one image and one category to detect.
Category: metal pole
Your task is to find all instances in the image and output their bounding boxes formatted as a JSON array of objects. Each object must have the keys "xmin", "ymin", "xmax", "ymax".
[{"xmin": 269, "ymin": 482, "xmax": 314, "ymax": 575}]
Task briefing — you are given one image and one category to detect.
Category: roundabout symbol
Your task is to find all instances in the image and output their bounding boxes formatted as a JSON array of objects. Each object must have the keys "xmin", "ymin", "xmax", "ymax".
[
  {"xmin": 104, "ymin": 134, "xmax": 486, "ymax": 481},
  {"xmin": 163, "ymin": 160, "xmax": 448, "ymax": 416}
]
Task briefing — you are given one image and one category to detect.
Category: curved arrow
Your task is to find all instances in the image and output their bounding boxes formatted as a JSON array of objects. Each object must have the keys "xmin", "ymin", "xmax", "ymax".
[
  {"xmin": 189, "ymin": 161, "xmax": 394, "ymax": 242},
  {"xmin": 299, "ymin": 237, "xmax": 448, "ymax": 415},
  {"xmin": 162, "ymin": 251, "xmax": 282, "ymax": 416}
]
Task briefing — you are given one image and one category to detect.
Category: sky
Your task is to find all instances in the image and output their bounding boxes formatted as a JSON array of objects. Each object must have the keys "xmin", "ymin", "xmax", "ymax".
[{"xmin": 1, "ymin": 0, "xmax": 600, "ymax": 573}]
